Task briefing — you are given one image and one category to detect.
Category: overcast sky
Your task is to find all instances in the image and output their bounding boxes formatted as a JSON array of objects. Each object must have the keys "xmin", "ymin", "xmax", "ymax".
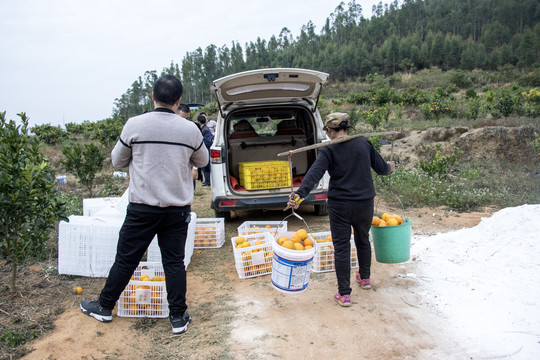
[{"xmin": 1, "ymin": 0, "xmax": 382, "ymax": 128}]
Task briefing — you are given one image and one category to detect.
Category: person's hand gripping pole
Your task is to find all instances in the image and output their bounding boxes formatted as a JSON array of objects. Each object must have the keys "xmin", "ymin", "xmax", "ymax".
[
  {"xmin": 283, "ymin": 150, "xmax": 304, "ymax": 211},
  {"xmin": 284, "ymin": 192, "xmax": 303, "ymax": 211}
]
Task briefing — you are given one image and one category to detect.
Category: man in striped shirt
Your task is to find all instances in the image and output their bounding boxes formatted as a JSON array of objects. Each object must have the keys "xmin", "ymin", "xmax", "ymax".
[{"xmin": 80, "ymin": 75, "xmax": 208, "ymax": 335}]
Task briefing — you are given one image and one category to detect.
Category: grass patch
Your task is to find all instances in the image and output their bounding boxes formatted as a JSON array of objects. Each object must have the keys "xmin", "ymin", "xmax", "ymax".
[{"xmin": 374, "ymin": 160, "xmax": 540, "ymax": 211}]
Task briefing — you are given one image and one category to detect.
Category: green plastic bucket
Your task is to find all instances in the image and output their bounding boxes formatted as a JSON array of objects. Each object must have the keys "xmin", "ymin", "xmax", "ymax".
[{"xmin": 371, "ymin": 219, "xmax": 412, "ymax": 263}]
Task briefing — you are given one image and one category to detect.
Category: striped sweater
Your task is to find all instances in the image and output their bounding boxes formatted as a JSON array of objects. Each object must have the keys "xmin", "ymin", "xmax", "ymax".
[{"xmin": 111, "ymin": 108, "xmax": 209, "ymax": 208}]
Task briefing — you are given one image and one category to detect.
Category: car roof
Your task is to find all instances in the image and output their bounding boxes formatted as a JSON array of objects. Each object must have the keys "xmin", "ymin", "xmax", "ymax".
[{"xmin": 210, "ymin": 68, "xmax": 329, "ymax": 107}]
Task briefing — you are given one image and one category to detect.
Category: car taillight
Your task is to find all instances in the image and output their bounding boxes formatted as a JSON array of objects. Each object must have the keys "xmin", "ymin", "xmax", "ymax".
[
  {"xmin": 210, "ymin": 149, "xmax": 221, "ymax": 163},
  {"xmin": 219, "ymin": 200, "xmax": 236, "ymax": 207},
  {"xmin": 314, "ymin": 193, "xmax": 328, "ymax": 200}
]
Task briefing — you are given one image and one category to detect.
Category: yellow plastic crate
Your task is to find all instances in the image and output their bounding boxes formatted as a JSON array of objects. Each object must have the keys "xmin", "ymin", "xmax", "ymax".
[{"xmin": 238, "ymin": 160, "xmax": 291, "ymax": 190}]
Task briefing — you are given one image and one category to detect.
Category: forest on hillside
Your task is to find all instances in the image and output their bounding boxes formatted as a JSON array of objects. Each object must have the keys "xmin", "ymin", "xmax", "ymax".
[{"xmin": 110, "ymin": 0, "xmax": 540, "ymax": 119}]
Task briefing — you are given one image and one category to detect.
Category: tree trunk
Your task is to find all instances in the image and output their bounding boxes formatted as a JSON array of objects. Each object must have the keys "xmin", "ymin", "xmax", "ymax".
[{"xmin": 10, "ymin": 261, "xmax": 17, "ymax": 292}]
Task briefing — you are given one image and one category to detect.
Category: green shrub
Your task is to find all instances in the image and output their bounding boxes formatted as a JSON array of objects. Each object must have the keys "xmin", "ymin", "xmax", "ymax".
[
  {"xmin": 522, "ymin": 88, "xmax": 540, "ymax": 103},
  {"xmin": 418, "ymin": 143, "xmax": 463, "ymax": 178},
  {"xmin": 449, "ymin": 70, "xmax": 473, "ymax": 88},
  {"xmin": 421, "ymin": 101, "xmax": 454, "ymax": 120},
  {"xmin": 446, "ymin": 83, "xmax": 460, "ymax": 93},
  {"xmin": 373, "ymin": 87, "xmax": 398, "ymax": 106},
  {"xmin": 399, "ymin": 86, "xmax": 429, "ymax": 106},
  {"xmin": 465, "ymin": 88, "xmax": 478, "ymax": 99},
  {"xmin": 199, "ymin": 102, "xmax": 219, "ymax": 116},
  {"xmin": 100, "ymin": 175, "xmax": 125, "ymax": 197},
  {"xmin": 31, "ymin": 124, "xmax": 67, "ymax": 145},
  {"xmin": 361, "ymin": 107, "xmax": 384, "ymax": 129},
  {"xmin": 347, "ymin": 91, "xmax": 372, "ymax": 105},
  {"xmin": 90, "ymin": 117, "xmax": 123, "ymax": 146},
  {"xmin": 493, "ymin": 88, "xmax": 516, "ymax": 117},
  {"xmin": 466, "ymin": 97, "xmax": 481, "ymax": 120},
  {"xmin": 62, "ymin": 142, "xmax": 105, "ymax": 197},
  {"xmin": 1, "ymin": 112, "xmax": 67, "ymax": 292}
]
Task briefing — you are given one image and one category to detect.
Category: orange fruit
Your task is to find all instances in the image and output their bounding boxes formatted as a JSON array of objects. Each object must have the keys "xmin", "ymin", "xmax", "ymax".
[
  {"xmin": 73, "ymin": 286, "xmax": 83, "ymax": 295},
  {"xmin": 293, "ymin": 243, "xmax": 304, "ymax": 251},
  {"xmin": 254, "ymin": 240, "xmax": 263, "ymax": 245},
  {"xmin": 295, "ymin": 229, "xmax": 308, "ymax": 241},
  {"xmin": 290, "ymin": 234, "xmax": 301, "ymax": 243},
  {"xmin": 326, "ymin": 235, "xmax": 332, "ymax": 242},
  {"xmin": 392, "ymin": 215, "xmax": 403, "ymax": 224},
  {"xmin": 265, "ymin": 225, "xmax": 272, "ymax": 228},
  {"xmin": 381, "ymin": 213, "xmax": 390, "ymax": 222},
  {"xmin": 387, "ymin": 217, "xmax": 399, "ymax": 226},
  {"xmin": 278, "ymin": 236, "xmax": 288, "ymax": 245},
  {"xmin": 378, "ymin": 220, "xmax": 388, "ymax": 227},
  {"xmin": 151, "ymin": 276, "xmax": 162, "ymax": 282},
  {"xmin": 372, "ymin": 216, "xmax": 381, "ymax": 226},
  {"xmin": 282, "ymin": 240, "xmax": 294, "ymax": 249},
  {"xmin": 303, "ymin": 238, "xmax": 314, "ymax": 247},
  {"xmin": 304, "ymin": 245, "xmax": 313, "ymax": 250},
  {"xmin": 235, "ymin": 236, "xmax": 245, "ymax": 245}
]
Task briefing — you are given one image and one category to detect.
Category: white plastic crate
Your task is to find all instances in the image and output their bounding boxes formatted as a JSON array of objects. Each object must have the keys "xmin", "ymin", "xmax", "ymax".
[
  {"xmin": 147, "ymin": 212, "xmax": 197, "ymax": 268},
  {"xmin": 310, "ymin": 232, "xmax": 358, "ymax": 273},
  {"xmin": 117, "ymin": 262, "xmax": 168, "ymax": 318},
  {"xmin": 232, "ymin": 232, "xmax": 274, "ymax": 279},
  {"xmin": 82, "ymin": 189, "xmax": 129, "ymax": 217},
  {"xmin": 58, "ymin": 216, "xmax": 123, "ymax": 277},
  {"xmin": 237, "ymin": 221, "xmax": 287, "ymax": 237},
  {"xmin": 82, "ymin": 197, "xmax": 121, "ymax": 216},
  {"xmin": 194, "ymin": 218, "xmax": 225, "ymax": 248},
  {"xmin": 89, "ymin": 217, "xmax": 124, "ymax": 277},
  {"xmin": 58, "ymin": 216, "xmax": 93, "ymax": 276}
]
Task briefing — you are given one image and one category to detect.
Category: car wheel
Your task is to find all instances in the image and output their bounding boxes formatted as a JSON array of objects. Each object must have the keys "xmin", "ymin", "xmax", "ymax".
[
  {"xmin": 314, "ymin": 204, "xmax": 328, "ymax": 216},
  {"xmin": 214, "ymin": 210, "xmax": 232, "ymax": 221}
]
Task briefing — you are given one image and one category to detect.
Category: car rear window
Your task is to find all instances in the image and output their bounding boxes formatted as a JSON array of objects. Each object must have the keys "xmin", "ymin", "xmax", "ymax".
[{"xmin": 228, "ymin": 109, "xmax": 310, "ymax": 138}]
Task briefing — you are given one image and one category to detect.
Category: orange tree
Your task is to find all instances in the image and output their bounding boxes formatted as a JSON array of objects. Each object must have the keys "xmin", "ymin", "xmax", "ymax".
[{"xmin": 0, "ymin": 112, "xmax": 67, "ymax": 292}]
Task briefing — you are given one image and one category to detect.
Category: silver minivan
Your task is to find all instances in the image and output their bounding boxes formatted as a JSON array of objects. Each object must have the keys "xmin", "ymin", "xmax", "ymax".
[{"xmin": 209, "ymin": 68, "xmax": 330, "ymax": 221}]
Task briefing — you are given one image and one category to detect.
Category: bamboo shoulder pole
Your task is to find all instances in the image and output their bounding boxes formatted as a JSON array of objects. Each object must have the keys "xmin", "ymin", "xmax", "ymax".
[{"xmin": 277, "ymin": 131, "xmax": 398, "ymax": 157}]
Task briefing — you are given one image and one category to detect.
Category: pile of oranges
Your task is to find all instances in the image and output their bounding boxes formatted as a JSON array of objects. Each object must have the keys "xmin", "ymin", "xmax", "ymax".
[
  {"xmin": 372, "ymin": 213, "xmax": 404, "ymax": 227},
  {"xmin": 235, "ymin": 236, "xmax": 265, "ymax": 249},
  {"xmin": 276, "ymin": 229, "xmax": 314, "ymax": 251}
]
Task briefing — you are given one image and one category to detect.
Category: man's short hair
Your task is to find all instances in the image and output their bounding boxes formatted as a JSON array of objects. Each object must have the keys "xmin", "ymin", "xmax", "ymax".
[
  {"xmin": 177, "ymin": 104, "xmax": 190, "ymax": 114},
  {"xmin": 197, "ymin": 114, "xmax": 207, "ymax": 124},
  {"xmin": 153, "ymin": 75, "xmax": 183, "ymax": 105}
]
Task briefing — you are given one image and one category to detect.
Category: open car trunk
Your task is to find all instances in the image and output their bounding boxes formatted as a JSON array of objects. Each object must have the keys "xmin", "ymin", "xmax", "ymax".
[{"xmin": 225, "ymin": 105, "xmax": 317, "ymax": 193}]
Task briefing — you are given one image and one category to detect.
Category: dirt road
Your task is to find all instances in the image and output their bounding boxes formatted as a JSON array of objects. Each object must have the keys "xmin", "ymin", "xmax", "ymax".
[{"xmin": 18, "ymin": 193, "xmax": 496, "ymax": 360}]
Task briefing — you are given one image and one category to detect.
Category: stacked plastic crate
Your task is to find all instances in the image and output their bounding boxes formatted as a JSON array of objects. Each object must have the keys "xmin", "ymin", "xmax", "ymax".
[
  {"xmin": 310, "ymin": 231, "xmax": 358, "ymax": 273},
  {"xmin": 58, "ymin": 215, "xmax": 124, "ymax": 277},
  {"xmin": 238, "ymin": 160, "xmax": 291, "ymax": 190}
]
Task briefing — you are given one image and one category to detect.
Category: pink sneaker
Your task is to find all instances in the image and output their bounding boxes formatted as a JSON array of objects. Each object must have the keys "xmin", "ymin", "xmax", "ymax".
[
  {"xmin": 334, "ymin": 293, "xmax": 351, "ymax": 307},
  {"xmin": 356, "ymin": 272, "xmax": 372, "ymax": 289}
]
